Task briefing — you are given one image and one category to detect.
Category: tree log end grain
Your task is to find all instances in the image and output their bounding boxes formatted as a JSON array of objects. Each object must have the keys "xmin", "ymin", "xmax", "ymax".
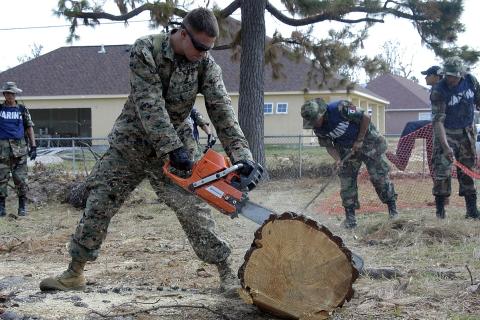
[{"xmin": 239, "ymin": 212, "xmax": 358, "ymax": 319}]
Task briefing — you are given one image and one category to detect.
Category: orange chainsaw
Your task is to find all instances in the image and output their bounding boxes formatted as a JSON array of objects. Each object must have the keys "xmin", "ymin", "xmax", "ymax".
[
  {"xmin": 163, "ymin": 148, "xmax": 275, "ymax": 225},
  {"xmin": 163, "ymin": 149, "xmax": 365, "ymax": 272}
]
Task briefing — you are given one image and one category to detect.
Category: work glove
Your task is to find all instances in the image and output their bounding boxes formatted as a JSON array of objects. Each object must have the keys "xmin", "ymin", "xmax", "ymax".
[
  {"xmin": 207, "ymin": 134, "xmax": 216, "ymax": 146},
  {"xmin": 169, "ymin": 146, "xmax": 193, "ymax": 171},
  {"xmin": 234, "ymin": 159, "xmax": 263, "ymax": 191},
  {"xmin": 203, "ymin": 134, "xmax": 217, "ymax": 153},
  {"xmin": 235, "ymin": 159, "xmax": 256, "ymax": 177},
  {"xmin": 28, "ymin": 146, "xmax": 37, "ymax": 161}
]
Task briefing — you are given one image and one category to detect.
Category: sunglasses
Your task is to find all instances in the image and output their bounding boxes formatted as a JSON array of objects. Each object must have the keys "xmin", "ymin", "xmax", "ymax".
[{"xmin": 182, "ymin": 26, "xmax": 213, "ymax": 52}]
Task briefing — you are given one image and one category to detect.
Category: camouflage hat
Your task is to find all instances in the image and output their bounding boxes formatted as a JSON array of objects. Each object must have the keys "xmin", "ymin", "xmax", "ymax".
[
  {"xmin": 1, "ymin": 82, "xmax": 22, "ymax": 94},
  {"xmin": 301, "ymin": 98, "xmax": 327, "ymax": 129},
  {"xmin": 443, "ymin": 56, "xmax": 465, "ymax": 77}
]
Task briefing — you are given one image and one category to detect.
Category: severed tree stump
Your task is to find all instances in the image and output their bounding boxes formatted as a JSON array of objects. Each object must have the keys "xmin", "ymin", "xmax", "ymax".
[{"xmin": 238, "ymin": 212, "xmax": 359, "ymax": 320}]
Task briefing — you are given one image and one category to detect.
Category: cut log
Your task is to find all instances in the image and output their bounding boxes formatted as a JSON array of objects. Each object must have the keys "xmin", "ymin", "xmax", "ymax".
[{"xmin": 239, "ymin": 212, "xmax": 358, "ymax": 320}]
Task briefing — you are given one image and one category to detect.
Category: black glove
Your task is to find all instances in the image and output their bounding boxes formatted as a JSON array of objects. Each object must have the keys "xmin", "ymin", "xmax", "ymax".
[
  {"xmin": 203, "ymin": 134, "xmax": 217, "ymax": 153},
  {"xmin": 207, "ymin": 134, "xmax": 215, "ymax": 145},
  {"xmin": 235, "ymin": 159, "xmax": 255, "ymax": 176},
  {"xmin": 207, "ymin": 134, "xmax": 216, "ymax": 147},
  {"xmin": 28, "ymin": 146, "xmax": 37, "ymax": 161},
  {"xmin": 169, "ymin": 146, "xmax": 193, "ymax": 171},
  {"xmin": 233, "ymin": 159, "xmax": 263, "ymax": 191}
]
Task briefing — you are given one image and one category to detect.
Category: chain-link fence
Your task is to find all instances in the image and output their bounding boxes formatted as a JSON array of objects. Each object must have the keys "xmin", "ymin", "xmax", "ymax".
[
  {"xmin": 35, "ymin": 135, "xmax": 426, "ymax": 178},
  {"xmin": 34, "ymin": 135, "xmax": 451, "ymax": 214},
  {"xmin": 35, "ymin": 137, "xmax": 109, "ymax": 176},
  {"xmin": 263, "ymin": 135, "xmax": 429, "ymax": 179}
]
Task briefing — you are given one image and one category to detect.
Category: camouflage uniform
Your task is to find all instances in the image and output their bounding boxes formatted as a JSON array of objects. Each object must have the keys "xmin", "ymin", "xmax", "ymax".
[
  {"xmin": 430, "ymin": 73, "xmax": 480, "ymax": 198},
  {"xmin": 314, "ymin": 101, "xmax": 396, "ymax": 209},
  {"xmin": 0, "ymin": 103, "xmax": 34, "ymax": 198},
  {"xmin": 70, "ymin": 30, "xmax": 252, "ymax": 264}
]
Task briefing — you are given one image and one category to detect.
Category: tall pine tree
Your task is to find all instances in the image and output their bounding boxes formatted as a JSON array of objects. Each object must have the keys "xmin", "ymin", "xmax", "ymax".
[{"xmin": 54, "ymin": 0, "xmax": 479, "ymax": 168}]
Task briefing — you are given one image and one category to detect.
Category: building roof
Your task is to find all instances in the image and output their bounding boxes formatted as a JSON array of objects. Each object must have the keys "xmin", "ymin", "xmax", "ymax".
[
  {"xmin": 0, "ymin": 42, "xmax": 382, "ymax": 99},
  {"xmin": 366, "ymin": 73, "xmax": 430, "ymax": 110}
]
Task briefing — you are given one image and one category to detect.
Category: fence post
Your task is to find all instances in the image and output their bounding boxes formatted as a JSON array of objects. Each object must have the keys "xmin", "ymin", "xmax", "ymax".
[
  {"xmin": 72, "ymin": 139, "xmax": 76, "ymax": 175},
  {"xmin": 298, "ymin": 135, "xmax": 302, "ymax": 178},
  {"xmin": 422, "ymin": 138, "xmax": 426, "ymax": 177}
]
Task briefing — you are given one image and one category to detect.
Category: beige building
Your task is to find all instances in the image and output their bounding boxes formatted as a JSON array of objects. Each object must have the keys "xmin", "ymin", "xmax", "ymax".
[{"xmin": 0, "ymin": 44, "xmax": 388, "ymax": 140}]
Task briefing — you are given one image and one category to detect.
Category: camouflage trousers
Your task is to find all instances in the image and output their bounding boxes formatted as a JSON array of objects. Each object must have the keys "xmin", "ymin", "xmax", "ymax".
[
  {"xmin": 432, "ymin": 126, "xmax": 476, "ymax": 197},
  {"xmin": 69, "ymin": 146, "xmax": 231, "ymax": 265},
  {"xmin": 0, "ymin": 141, "xmax": 28, "ymax": 198},
  {"xmin": 338, "ymin": 148, "xmax": 396, "ymax": 209}
]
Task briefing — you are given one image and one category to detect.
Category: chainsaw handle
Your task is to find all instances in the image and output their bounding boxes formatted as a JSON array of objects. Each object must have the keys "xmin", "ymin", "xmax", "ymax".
[
  {"xmin": 162, "ymin": 159, "xmax": 245, "ymax": 190},
  {"xmin": 163, "ymin": 160, "xmax": 192, "ymax": 189}
]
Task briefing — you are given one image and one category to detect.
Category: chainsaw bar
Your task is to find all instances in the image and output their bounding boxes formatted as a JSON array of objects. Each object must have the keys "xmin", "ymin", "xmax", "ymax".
[{"xmin": 238, "ymin": 200, "xmax": 276, "ymax": 225}]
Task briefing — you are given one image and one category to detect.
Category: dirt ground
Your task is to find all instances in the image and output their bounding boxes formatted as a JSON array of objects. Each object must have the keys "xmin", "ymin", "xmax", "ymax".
[{"xmin": 1, "ymin": 177, "xmax": 480, "ymax": 320}]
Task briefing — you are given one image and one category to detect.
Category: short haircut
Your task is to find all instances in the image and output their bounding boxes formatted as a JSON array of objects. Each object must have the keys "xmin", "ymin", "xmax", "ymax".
[{"xmin": 182, "ymin": 8, "xmax": 219, "ymax": 38}]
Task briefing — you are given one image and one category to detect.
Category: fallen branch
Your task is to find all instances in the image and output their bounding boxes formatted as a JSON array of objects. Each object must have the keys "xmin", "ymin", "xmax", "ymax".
[
  {"xmin": 466, "ymin": 264, "xmax": 474, "ymax": 285},
  {"xmin": 363, "ymin": 267, "xmax": 403, "ymax": 279},
  {"xmin": 89, "ymin": 299, "xmax": 233, "ymax": 319}
]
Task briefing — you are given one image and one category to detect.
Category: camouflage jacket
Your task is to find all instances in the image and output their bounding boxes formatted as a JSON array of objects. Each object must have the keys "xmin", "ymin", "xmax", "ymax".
[
  {"xmin": 109, "ymin": 30, "xmax": 252, "ymax": 163},
  {"xmin": 0, "ymin": 103, "xmax": 34, "ymax": 158},
  {"xmin": 315, "ymin": 102, "xmax": 387, "ymax": 158}
]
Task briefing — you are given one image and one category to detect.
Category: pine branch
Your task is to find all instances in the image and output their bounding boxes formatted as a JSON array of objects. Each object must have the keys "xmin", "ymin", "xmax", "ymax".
[
  {"xmin": 64, "ymin": 0, "xmax": 242, "ymax": 22},
  {"xmin": 218, "ymin": 0, "xmax": 242, "ymax": 18},
  {"xmin": 63, "ymin": 3, "xmax": 187, "ymax": 21},
  {"xmin": 213, "ymin": 44, "xmax": 235, "ymax": 50},
  {"xmin": 265, "ymin": 1, "xmax": 427, "ymax": 27},
  {"xmin": 265, "ymin": 2, "xmax": 382, "ymax": 26}
]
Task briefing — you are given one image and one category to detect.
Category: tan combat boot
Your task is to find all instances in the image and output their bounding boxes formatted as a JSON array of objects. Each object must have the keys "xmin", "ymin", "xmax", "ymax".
[
  {"xmin": 216, "ymin": 258, "xmax": 240, "ymax": 298},
  {"xmin": 40, "ymin": 260, "xmax": 86, "ymax": 291}
]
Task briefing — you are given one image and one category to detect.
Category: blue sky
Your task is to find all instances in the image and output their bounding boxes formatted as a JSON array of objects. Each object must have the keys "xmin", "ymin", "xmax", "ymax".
[{"xmin": 0, "ymin": 0, "xmax": 478, "ymax": 82}]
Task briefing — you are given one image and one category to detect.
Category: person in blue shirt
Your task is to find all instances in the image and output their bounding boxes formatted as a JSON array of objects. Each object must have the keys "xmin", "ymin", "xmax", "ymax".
[
  {"xmin": 301, "ymin": 98, "xmax": 398, "ymax": 228},
  {"xmin": 430, "ymin": 56, "xmax": 480, "ymax": 219},
  {"xmin": 0, "ymin": 82, "xmax": 37, "ymax": 217}
]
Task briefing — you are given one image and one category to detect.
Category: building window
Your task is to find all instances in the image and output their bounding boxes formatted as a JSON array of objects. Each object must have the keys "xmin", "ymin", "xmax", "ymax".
[
  {"xmin": 276, "ymin": 102, "xmax": 288, "ymax": 114},
  {"xmin": 418, "ymin": 112, "xmax": 431, "ymax": 121},
  {"xmin": 30, "ymin": 108, "xmax": 92, "ymax": 147},
  {"xmin": 264, "ymin": 103, "xmax": 273, "ymax": 114}
]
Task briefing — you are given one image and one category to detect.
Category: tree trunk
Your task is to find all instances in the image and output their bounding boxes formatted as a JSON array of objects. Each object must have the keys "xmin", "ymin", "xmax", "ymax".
[
  {"xmin": 239, "ymin": 0, "xmax": 266, "ymax": 169},
  {"xmin": 238, "ymin": 212, "xmax": 359, "ymax": 319}
]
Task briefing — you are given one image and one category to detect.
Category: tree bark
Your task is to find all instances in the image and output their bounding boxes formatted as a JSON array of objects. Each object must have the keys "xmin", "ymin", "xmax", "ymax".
[
  {"xmin": 239, "ymin": 212, "xmax": 359, "ymax": 319},
  {"xmin": 239, "ymin": 0, "xmax": 266, "ymax": 168}
]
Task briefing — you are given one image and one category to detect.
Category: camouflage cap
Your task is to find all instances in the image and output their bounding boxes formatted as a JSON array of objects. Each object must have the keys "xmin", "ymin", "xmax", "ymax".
[
  {"xmin": 443, "ymin": 56, "xmax": 465, "ymax": 77},
  {"xmin": 301, "ymin": 98, "xmax": 327, "ymax": 129},
  {"xmin": 1, "ymin": 82, "xmax": 22, "ymax": 94}
]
